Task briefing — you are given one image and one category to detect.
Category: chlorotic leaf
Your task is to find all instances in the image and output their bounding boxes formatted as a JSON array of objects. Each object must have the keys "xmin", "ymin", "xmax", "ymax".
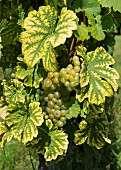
[
  {"xmin": 66, "ymin": 100, "xmax": 81, "ymax": 119},
  {"xmin": 99, "ymin": 0, "xmax": 121, "ymax": 12},
  {"xmin": 21, "ymin": 5, "xmax": 77, "ymax": 71},
  {"xmin": 6, "ymin": 102, "xmax": 44, "ymax": 144},
  {"xmin": 44, "ymin": 129, "xmax": 68, "ymax": 161},
  {"xmin": 0, "ymin": 119, "xmax": 8, "ymax": 137},
  {"xmin": 74, "ymin": 114, "xmax": 110, "ymax": 149},
  {"xmin": 0, "ymin": 132, "xmax": 13, "ymax": 147},
  {"xmin": 45, "ymin": 119, "xmax": 53, "ymax": 130},
  {"xmin": 77, "ymin": 46, "xmax": 119, "ymax": 104}
]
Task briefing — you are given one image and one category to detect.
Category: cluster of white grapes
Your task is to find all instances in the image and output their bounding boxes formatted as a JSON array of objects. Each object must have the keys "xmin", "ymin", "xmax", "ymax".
[{"xmin": 40, "ymin": 56, "xmax": 80, "ymax": 127}]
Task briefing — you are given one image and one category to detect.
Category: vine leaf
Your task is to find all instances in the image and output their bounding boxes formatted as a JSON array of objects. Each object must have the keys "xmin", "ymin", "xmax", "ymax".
[
  {"xmin": 6, "ymin": 102, "xmax": 44, "ymax": 144},
  {"xmin": 66, "ymin": 100, "xmax": 81, "ymax": 119},
  {"xmin": 3, "ymin": 79, "xmax": 26, "ymax": 104},
  {"xmin": 74, "ymin": 115, "xmax": 111, "ymax": 149},
  {"xmin": 77, "ymin": 46, "xmax": 119, "ymax": 105},
  {"xmin": 44, "ymin": 129, "xmax": 68, "ymax": 161},
  {"xmin": 75, "ymin": 23, "xmax": 90, "ymax": 41},
  {"xmin": 21, "ymin": 5, "xmax": 77, "ymax": 71},
  {"xmin": 99, "ymin": 0, "xmax": 121, "ymax": 12}
]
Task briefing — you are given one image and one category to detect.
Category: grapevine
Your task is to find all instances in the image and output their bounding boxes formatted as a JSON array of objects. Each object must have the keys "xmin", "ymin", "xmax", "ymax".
[{"xmin": 0, "ymin": 0, "xmax": 121, "ymax": 168}]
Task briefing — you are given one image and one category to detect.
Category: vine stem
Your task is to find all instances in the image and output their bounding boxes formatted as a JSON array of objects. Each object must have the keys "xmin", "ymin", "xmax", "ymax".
[
  {"xmin": 29, "ymin": 150, "xmax": 36, "ymax": 170},
  {"xmin": 38, "ymin": 154, "xmax": 46, "ymax": 170},
  {"xmin": 67, "ymin": 35, "xmax": 75, "ymax": 64}
]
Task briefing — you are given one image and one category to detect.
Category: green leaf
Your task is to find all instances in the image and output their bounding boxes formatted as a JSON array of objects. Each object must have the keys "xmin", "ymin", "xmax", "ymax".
[
  {"xmin": 0, "ymin": 132, "xmax": 13, "ymax": 147},
  {"xmin": 75, "ymin": 23, "xmax": 90, "ymax": 41},
  {"xmin": 89, "ymin": 15, "xmax": 105, "ymax": 41},
  {"xmin": 74, "ymin": 114, "xmax": 110, "ymax": 149},
  {"xmin": 21, "ymin": 5, "xmax": 77, "ymax": 71},
  {"xmin": 77, "ymin": 46, "xmax": 119, "ymax": 104},
  {"xmin": 99, "ymin": 0, "xmax": 121, "ymax": 12},
  {"xmin": 6, "ymin": 102, "xmax": 44, "ymax": 144},
  {"xmin": 45, "ymin": 119, "xmax": 53, "ymax": 130},
  {"xmin": 66, "ymin": 100, "xmax": 81, "ymax": 119},
  {"xmin": 44, "ymin": 129, "xmax": 68, "ymax": 161}
]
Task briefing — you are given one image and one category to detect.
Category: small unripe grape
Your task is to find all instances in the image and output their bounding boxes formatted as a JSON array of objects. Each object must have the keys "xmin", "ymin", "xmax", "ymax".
[
  {"xmin": 54, "ymin": 72, "xmax": 59, "ymax": 77},
  {"xmin": 61, "ymin": 110, "xmax": 66, "ymax": 116},
  {"xmin": 74, "ymin": 66, "xmax": 80, "ymax": 72},
  {"xmin": 66, "ymin": 67, "xmax": 72, "ymax": 73},
  {"xmin": 45, "ymin": 115, "xmax": 49, "ymax": 119},
  {"xmin": 53, "ymin": 77, "xmax": 59, "ymax": 84},
  {"xmin": 60, "ymin": 77, "xmax": 66, "ymax": 83},
  {"xmin": 44, "ymin": 78, "xmax": 52, "ymax": 88},
  {"xmin": 60, "ymin": 68, "xmax": 66, "ymax": 76},
  {"xmin": 47, "ymin": 72, "xmax": 54, "ymax": 79},
  {"xmin": 52, "ymin": 98, "xmax": 57, "ymax": 103},
  {"xmin": 70, "ymin": 69, "xmax": 76, "ymax": 76},
  {"xmin": 61, "ymin": 104, "xmax": 67, "ymax": 110},
  {"xmin": 54, "ymin": 91, "xmax": 61, "ymax": 99},
  {"xmin": 48, "ymin": 93, "xmax": 54, "ymax": 100},
  {"xmin": 70, "ymin": 81, "xmax": 76, "ymax": 88},
  {"xmin": 46, "ymin": 107, "xmax": 51, "ymax": 114},
  {"xmin": 69, "ymin": 75, "xmax": 74, "ymax": 81},
  {"xmin": 64, "ymin": 74, "xmax": 69, "ymax": 80},
  {"xmin": 44, "ymin": 97, "xmax": 49, "ymax": 102},
  {"xmin": 64, "ymin": 81, "xmax": 70, "ymax": 87},
  {"xmin": 48, "ymin": 114, "xmax": 54, "ymax": 119},
  {"xmin": 54, "ymin": 110, "xmax": 61, "ymax": 118},
  {"xmin": 67, "ymin": 87, "xmax": 73, "ymax": 92},
  {"xmin": 50, "ymin": 84, "xmax": 56, "ymax": 90},
  {"xmin": 67, "ymin": 64, "xmax": 73, "ymax": 69},
  {"xmin": 54, "ymin": 105, "xmax": 60, "ymax": 110},
  {"xmin": 74, "ymin": 60, "xmax": 80, "ymax": 66},
  {"xmin": 50, "ymin": 109, "xmax": 55, "ymax": 114},
  {"xmin": 53, "ymin": 118, "xmax": 58, "ymax": 123},
  {"xmin": 56, "ymin": 99, "xmax": 63, "ymax": 106},
  {"xmin": 60, "ymin": 116, "xmax": 66, "ymax": 122},
  {"xmin": 48, "ymin": 101, "xmax": 54, "ymax": 108},
  {"xmin": 73, "ymin": 56, "xmax": 79, "ymax": 62},
  {"xmin": 57, "ymin": 120, "xmax": 64, "ymax": 127}
]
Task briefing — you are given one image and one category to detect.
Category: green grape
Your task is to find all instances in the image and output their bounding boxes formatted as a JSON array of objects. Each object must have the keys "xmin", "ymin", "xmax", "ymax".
[
  {"xmin": 48, "ymin": 93, "xmax": 54, "ymax": 100},
  {"xmin": 70, "ymin": 69, "xmax": 75, "ymax": 76},
  {"xmin": 67, "ymin": 64, "xmax": 73, "ymax": 69},
  {"xmin": 69, "ymin": 75, "xmax": 74, "ymax": 81},
  {"xmin": 61, "ymin": 104, "xmax": 67, "ymax": 110},
  {"xmin": 50, "ymin": 84, "xmax": 56, "ymax": 90},
  {"xmin": 61, "ymin": 110, "xmax": 66, "ymax": 116},
  {"xmin": 70, "ymin": 81, "xmax": 76, "ymax": 88},
  {"xmin": 74, "ymin": 60, "xmax": 80, "ymax": 66},
  {"xmin": 56, "ymin": 99, "xmax": 63, "ymax": 106},
  {"xmin": 74, "ymin": 76, "xmax": 79, "ymax": 82},
  {"xmin": 60, "ymin": 77, "xmax": 66, "ymax": 83},
  {"xmin": 74, "ymin": 66, "xmax": 80, "ymax": 72},
  {"xmin": 53, "ymin": 118, "xmax": 58, "ymax": 123},
  {"xmin": 67, "ymin": 87, "xmax": 73, "ymax": 92},
  {"xmin": 57, "ymin": 120, "xmax": 64, "ymax": 127},
  {"xmin": 47, "ymin": 72, "xmax": 54, "ymax": 79},
  {"xmin": 60, "ymin": 116, "xmax": 66, "ymax": 122},
  {"xmin": 52, "ymin": 98, "xmax": 57, "ymax": 103},
  {"xmin": 43, "ymin": 78, "xmax": 52, "ymax": 88},
  {"xmin": 64, "ymin": 74, "xmax": 69, "ymax": 80},
  {"xmin": 64, "ymin": 81, "xmax": 70, "ymax": 87},
  {"xmin": 54, "ymin": 110, "xmax": 61, "ymax": 118},
  {"xmin": 60, "ymin": 68, "xmax": 66, "ymax": 76},
  {"xmin": 54, "ymin": 72, "xmax": 59, "ymax": 77},
  {"xmin": 48, "ymin": 114, "xmax": 54, "ymax": 119},
  {"xmin": 73, "ymin": 56, "xmax": 79, "ymax": 62},
  {"xmin": 48, "ymin": 101, "xmax": 54, "ymax": 108},
  {"xmin": 54, "ymin": 91, "xmax": 61, "ymax": 99},
  {"xmin": 53, "ymin": 77, "xmax": 59, "ymax": 84},
  {"xmin": 46, "ymin": 107, "xmax": 51, "ymax": 114},
  {"xmin": 54, "ymin": 105, "xmax": 60, "ymax": 110},
  {"xmin": 66, "ymin": 67, "xmax": 72, "ymax": 73},
  {"xmin": 45, "ymin": 115, "xmax": 49, "ymax": 120},
  {"xmin": 44, "ymin": 97, "xmax": 49, "ymax": 102},
  {"xmin": 50, "ymin": 109, "xmax": 55, "ymax": 114}
]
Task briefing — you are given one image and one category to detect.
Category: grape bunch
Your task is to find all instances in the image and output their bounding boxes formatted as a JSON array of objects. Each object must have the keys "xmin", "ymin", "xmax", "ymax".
[
  {"xmin": 60, "ymin": 56, "xmax": 80, "ymax": 91},
  {"xmin": 39, "ymin": 56, "xmax": 80, "ymax": 127},
  {"xmin": 40, "ymin": 90, "xmax": 69, "ymax": 127}
]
